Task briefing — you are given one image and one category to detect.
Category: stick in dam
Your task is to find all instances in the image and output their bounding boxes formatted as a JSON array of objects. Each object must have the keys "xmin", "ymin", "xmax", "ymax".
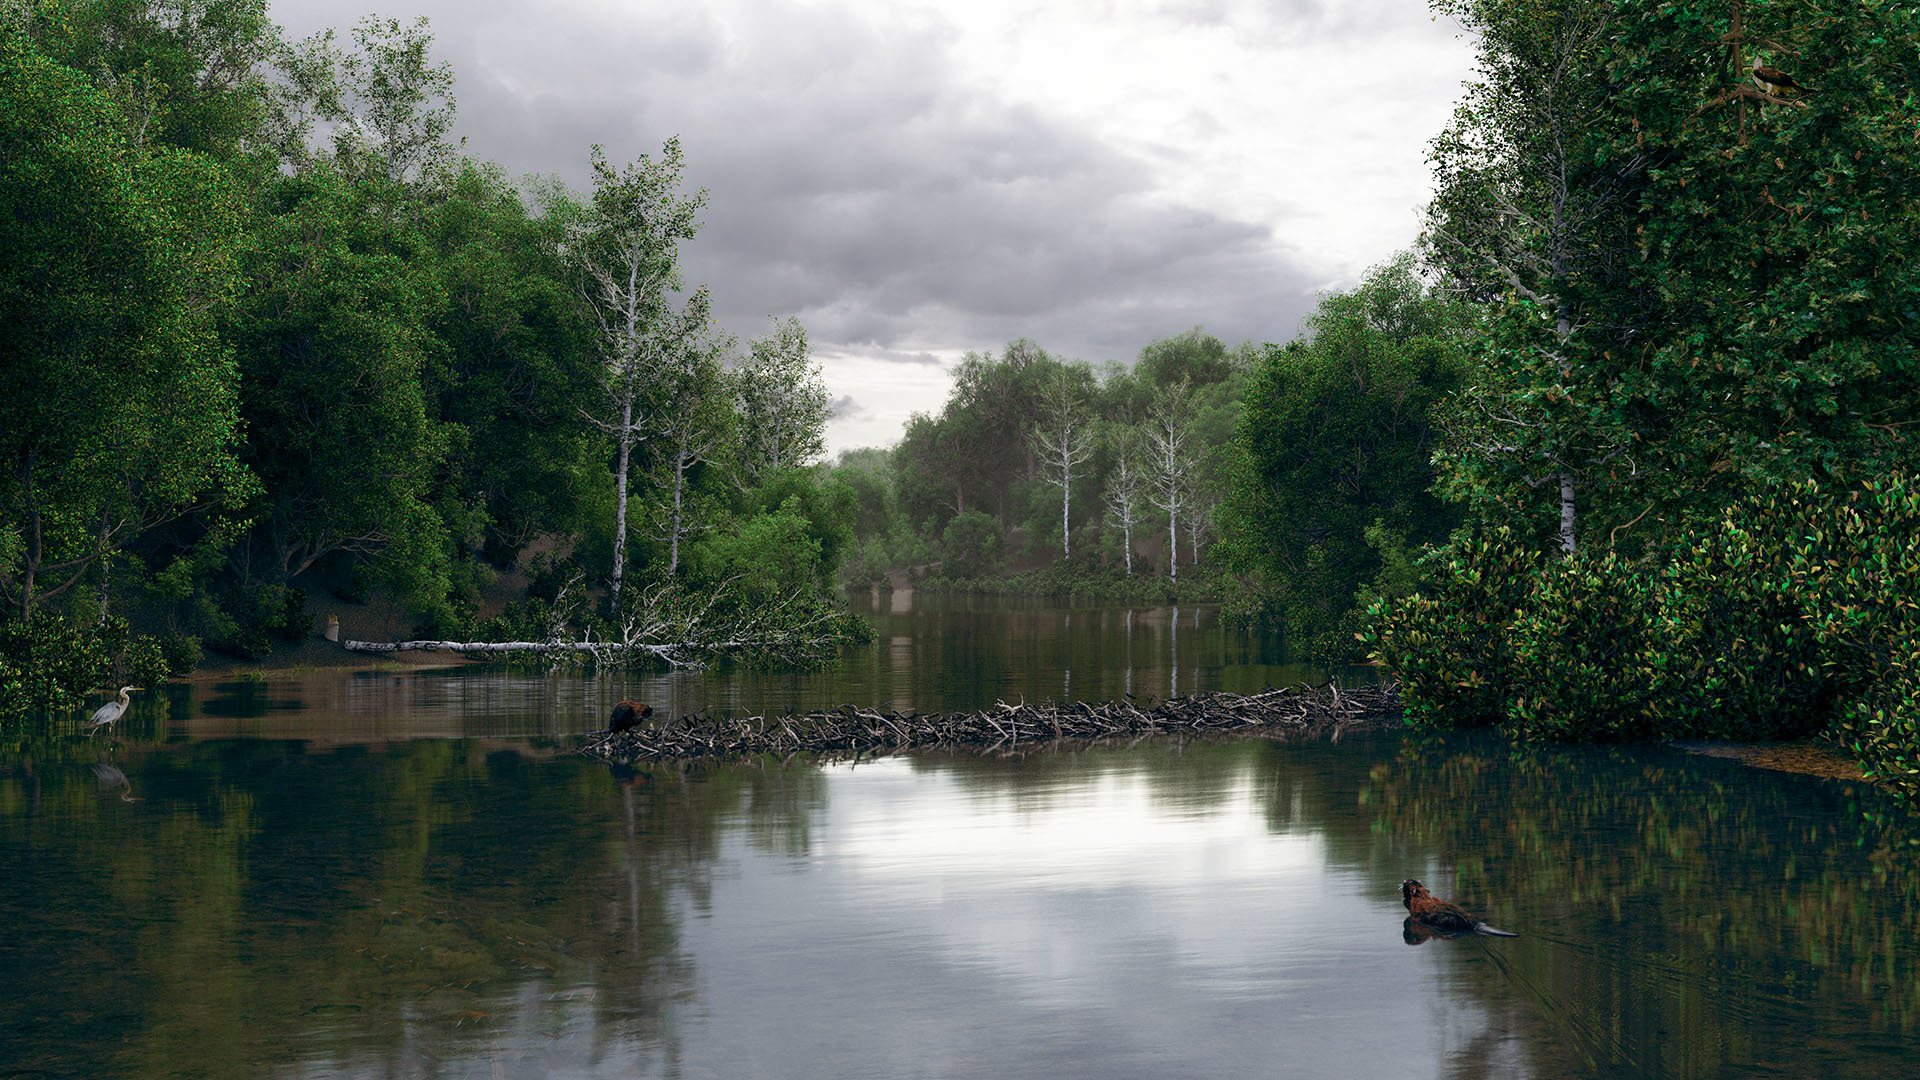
[{"xmin": 582, "ymin": 684, "xmax": 1401, "ymax": 763}]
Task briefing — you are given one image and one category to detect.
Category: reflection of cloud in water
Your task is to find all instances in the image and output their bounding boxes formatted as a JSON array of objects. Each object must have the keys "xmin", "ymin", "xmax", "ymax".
[{"xmin": 657, "ymin": 754, "xmax": 1517, "ymax": 1079}]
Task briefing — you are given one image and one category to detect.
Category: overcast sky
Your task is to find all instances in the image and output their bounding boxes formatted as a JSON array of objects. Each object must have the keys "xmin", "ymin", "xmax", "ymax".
[{"xmin": 268, "ymin": 0, "xmax": 1476, "ymax": 452}]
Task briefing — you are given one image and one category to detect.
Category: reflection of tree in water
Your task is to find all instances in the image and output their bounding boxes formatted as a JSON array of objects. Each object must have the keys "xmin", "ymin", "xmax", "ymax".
[
  {"xmin": 0, "ymin": 740, "xmax": 826, "ymax": 1077},
  {"xmin": 1355, "ymin": 735, "xmax": 1920, "ymax": 1078}
]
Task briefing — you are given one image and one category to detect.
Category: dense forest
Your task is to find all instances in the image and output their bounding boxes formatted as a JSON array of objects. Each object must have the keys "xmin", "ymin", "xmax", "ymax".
[
  {"xmin": 5, "ymin": 0, "xmax": 1920, "ymax": 792},
  {"xmin": 1, "ymin": 1, "xmax": 863, "ymax": 710}
]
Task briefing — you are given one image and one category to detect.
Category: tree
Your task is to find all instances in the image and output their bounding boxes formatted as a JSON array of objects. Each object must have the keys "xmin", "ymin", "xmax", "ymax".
[
  {"xmin": 423, "ymin": 163, "xmax": 600, "ymax": 562},
  {"xmin": 1101, "ymin": 424, "xmax": 1145, "ymax": 576},
  {"xmin": 1598, "ymin": 0, "xmax": 1920, "ymax": 519},
  {"xmin": 1145, "ymin": 382, "xmax": 1194, "ymax": 582},
  {"xmin": 1030, "ymin": 366, "xmax": 1095, "ymax": 561},
  {"xmin": 734, "ymin": 316, "xmax": 829, "ymax": 486},
  {"xmin": 650, "ymin": 292, "xmax": 733, "ymax": 577},
  {"xmin": 231, "ymin": 165, "xmax": 449, "ymax": 603},
  {"xmin": 1218, "ymin": 255, "xmax": 1466, "ymax": 656},
  {"xmin": 0, "ymin": 33, "xmax": 250, "ymax": 618},
  {"xmin": 575, "ymin": 138, "xmax": 705, "ymax": 618},
  {"xmin": 332, "ymin": 15, "xmax": 454, "ymax": 183},
  {"xmin": 1425, "ymin": 0, "xmax": 1646, "ymax": 555}
]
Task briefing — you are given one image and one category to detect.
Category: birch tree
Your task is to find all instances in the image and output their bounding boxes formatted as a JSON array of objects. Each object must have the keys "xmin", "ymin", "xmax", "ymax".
[
  {"xmin": 1030, "ymin": 367, "xmax": 1094, "ymax": 561},
  {"xmin": 1145, "ymin": 383, "xmax": 1194, "ymax": 582},
  {"xmin": 1426, "ymin": 0, "xmax": 1645, "ymax": 556},
  {"xmin": 1102, "ymin": 426, "xmax": 1144, "ymax": 576},
  {"xmin": 650, "ymin": 291, "xmax": 732, "ymax": 577},
  {"xmin": 735, "ymin": 316, "xmax": 829, "ymax": 486},
  {"xmin": 576, "ymin": 139, "xmax": 704, "ymax": 618}
]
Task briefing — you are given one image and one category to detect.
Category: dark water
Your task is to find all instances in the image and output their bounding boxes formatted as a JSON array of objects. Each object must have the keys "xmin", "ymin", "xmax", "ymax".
[{"xmin": 2, "ymin": 595, "xmax": 1916, "ymax": 1078}]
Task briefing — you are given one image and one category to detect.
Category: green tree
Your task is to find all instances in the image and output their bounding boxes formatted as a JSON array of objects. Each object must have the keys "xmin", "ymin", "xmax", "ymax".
[
  {"xmin": 1425, "ymin": 0, "xmax": 1645, "ymax": 555},
  {"xmin": 423, "ymin": 164, "xmax": 600, "ymax": 563},
  {"xmin": 575, "ymin": 139, "xmax": 705, "ymax": 617},
  {"xmin": 1219, "ymin": 256, "xmax": 1466, "ymax": 657},
  {"xmin": 0, "ymin": 32, "xmax": 250, "ymax": 619},
  {"xmin": 230, "ymin": 165, "xmax": 451, "ymax": 614},
  {"xmin": 735, "ymin": 316, "xmax": 830, "ymax": 486}
]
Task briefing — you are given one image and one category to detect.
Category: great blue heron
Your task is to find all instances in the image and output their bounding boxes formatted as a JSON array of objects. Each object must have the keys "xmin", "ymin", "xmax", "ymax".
[{"xmin": 87, "ymin": 686, "xmax": 141, "ymax": 736}]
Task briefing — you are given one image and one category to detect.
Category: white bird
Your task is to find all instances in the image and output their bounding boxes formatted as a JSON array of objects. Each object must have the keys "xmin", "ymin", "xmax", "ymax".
[{"xmin": 87, "ymin": 686, "xmax": 140, "ymax": 736}]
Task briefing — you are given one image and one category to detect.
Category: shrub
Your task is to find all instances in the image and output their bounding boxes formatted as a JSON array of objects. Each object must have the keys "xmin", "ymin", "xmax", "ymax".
[
  {"xmin": 0, "ymin": 614, "xmax": 177, "ymax": 722},
  {"xmin": 1361, "ymin": 528, "xmax": 1539, "ymax": 729},
  {"xmin": 1503, "ymin": 550, "xmax": 1663, "ymax": 740},
  {"xmin": 940, "ymin": 511, "xmax": 1003, "ymax": 579},
  {"xmin": 1366, "ymin": 477, "xmax": 1920, "ymax": 794}
]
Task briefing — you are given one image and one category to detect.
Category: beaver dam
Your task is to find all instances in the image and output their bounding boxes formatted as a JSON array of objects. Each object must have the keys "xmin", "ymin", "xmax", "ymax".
[{"xmin": 582, "ymin": 684, "xmax": 1401, "ymax": 763}]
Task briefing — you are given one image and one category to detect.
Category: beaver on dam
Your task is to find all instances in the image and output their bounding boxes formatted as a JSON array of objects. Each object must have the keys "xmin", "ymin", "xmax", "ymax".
[
  {"xmin": 607, "ymin": 700, "xmax": 654, "ymax": 735},
  {"xmin": 1401, "ymin": 879, "xmax": 1519, "ymax": 938}
]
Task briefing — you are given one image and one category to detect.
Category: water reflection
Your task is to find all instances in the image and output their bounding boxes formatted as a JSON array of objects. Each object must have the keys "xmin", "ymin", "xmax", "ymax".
[
  {"xmin": 3, "ymin": 732, "xmax": 1913, "ymax": 1078},
  {"xmin": 121, "ymin": 596, "xmax": 1332, "ymax": 743}
]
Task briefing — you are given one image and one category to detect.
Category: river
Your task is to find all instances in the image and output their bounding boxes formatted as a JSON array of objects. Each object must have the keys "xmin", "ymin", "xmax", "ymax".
[{"xmin": 2, "ymin": 593, "xmax": 1915, "ymax": 1078}]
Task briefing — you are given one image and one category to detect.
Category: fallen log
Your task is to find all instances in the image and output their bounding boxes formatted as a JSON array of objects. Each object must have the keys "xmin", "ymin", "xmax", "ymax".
[{"xmin": 583, "ymin": 684, "xmax": 1400, "ymax": 764}]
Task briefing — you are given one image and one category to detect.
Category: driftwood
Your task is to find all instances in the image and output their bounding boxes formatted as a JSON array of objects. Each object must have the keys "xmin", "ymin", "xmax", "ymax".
[
  {"xmin": 582, "ymin": 684, "xmax": 1401, "ymax": 764},
  {"xmin": 342, "ymin": 638, "xmax": 683, "ymax": 659}
]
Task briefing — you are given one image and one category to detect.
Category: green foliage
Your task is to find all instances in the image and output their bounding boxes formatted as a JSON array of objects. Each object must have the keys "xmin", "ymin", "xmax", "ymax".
[
  {"xmin": 687, "ymin": 500, "xmax": 823, "ymax": 609},
  {"xmin": 0, "ymin": 30, "xmax": 251, "ymax": 618},
  {"xmin": 1220, "ymin": 256, "xmax": 1467, "ymax": 659},
  {"xmin": 940, "ymin": 511, "xmax": 1003, "ymax": 580},
  {"xmin": 1369, "ymin": 478, "xmax": 1920, "ymax": 791},
  {"xmin": 201, "ymin": 579, "xmax": 308, "ymax": 659},
  {"xmin": 1362, "ymin": 528, "xmax": 1539, "ymax": 728},
  {"xmin": 0, "ymin": 613, "xmax": 174, "ymax": 721},
  {"xmin": 1790, "ymin": 478, "xmax": 1920, "ymax": 792}
]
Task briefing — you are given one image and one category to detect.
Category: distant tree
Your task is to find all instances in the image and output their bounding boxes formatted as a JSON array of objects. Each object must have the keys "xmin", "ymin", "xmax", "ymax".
[
  {"xmin": 1101, "ymin": 425, "xmax": 1145, "ymax": 576},
  {"xmin": 1144, "ymin": 382, "xmax": 1195, "ymax": 582},
  {"xmin": 574, "ymin": 138, "xmax": 704, "ymax": 617},
  {"xmin": 735, "ymin": 316, "xmax": 829, "ymax": 485},
  {"xmin": 1030, "ymin": 366, "xmax": 1096, "ymax": 561}
]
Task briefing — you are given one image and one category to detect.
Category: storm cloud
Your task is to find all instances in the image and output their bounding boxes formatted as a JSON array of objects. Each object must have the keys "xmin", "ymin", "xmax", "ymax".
[{"xmin": 267, "ymin": 0, "xmax": 1472, "ymax": 448}]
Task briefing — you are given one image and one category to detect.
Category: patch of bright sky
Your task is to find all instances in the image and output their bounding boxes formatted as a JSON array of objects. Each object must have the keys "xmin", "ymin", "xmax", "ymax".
[{"xmin": 816, "ymin": 0, "xmax": 1474, "ymax": 452}]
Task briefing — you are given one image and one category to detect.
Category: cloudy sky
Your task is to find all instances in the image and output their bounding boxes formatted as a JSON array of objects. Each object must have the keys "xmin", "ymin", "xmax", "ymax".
[{"xmin": 269, "ymin": 0, "xmax": 1477, "ymax": 452}]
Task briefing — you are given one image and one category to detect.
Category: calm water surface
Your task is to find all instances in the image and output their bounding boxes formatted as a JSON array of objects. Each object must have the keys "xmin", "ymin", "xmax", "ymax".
[{"xmin": 2, "ymin": 595, "xmax": 1916, "ymax": 1078}]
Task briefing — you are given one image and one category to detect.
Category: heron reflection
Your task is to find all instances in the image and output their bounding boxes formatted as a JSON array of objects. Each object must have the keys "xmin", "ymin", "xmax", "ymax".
[{"xmin": 89, "ymin": 762, "xmax": 142, "ymax": 803}]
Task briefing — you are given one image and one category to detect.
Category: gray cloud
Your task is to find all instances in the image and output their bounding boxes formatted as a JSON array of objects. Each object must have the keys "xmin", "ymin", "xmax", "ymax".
[
  {"xmin": 268, "ymin": 0, "xmax": 1327, "ymax": 371},
  {"xmin": 827, "ymin": 394, "xmax": 864, "ymax": 420}
]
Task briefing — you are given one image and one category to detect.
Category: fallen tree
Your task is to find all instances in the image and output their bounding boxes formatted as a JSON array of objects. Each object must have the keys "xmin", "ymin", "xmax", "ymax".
[
  {"xmin": 583, "ymin": 683, "xmax": 1400, "ymax": 763},
  {"xmin": 344, "ymin": 575, "xmax": 865, "ymax": 670}
]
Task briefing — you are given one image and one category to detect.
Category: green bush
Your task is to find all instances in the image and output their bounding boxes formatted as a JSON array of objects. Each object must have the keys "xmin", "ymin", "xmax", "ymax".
[
  {"xmin": 1362, "ymin": 528, "xmax": 1540, "ymax": 729},
  {"xmin": 1790, "ymin": 477, "xmax": 1920, "ymax": 792},
  {"xmin": 1503, "ymin": 550, "xmax": 1663, "ymax": 740},
  {"xmin": 1366, "ymin": 478, "xmax": 1920, "ymax": 795},
  {"xmin": 204, "ymin": 580, "xmax": 310, "ymax": 659},
  {"xmin": 0, "ymin": 614, "xmax": 177, "ymax": 723},
  {"xmin": 940, "ymin": 511, "xmax": 1003, "ymax": 579}
]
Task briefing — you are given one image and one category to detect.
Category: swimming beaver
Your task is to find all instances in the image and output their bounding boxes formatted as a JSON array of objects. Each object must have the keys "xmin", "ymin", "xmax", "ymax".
[{"xmin": 1400, "ymin": 879, "xmax": 1518, "ymax": 938}]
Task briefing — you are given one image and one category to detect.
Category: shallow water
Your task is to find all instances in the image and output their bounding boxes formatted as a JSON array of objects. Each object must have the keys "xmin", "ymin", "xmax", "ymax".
[{"xmin": 2, "ymin": 597, "xmax": 1915, "ymax": 1078}]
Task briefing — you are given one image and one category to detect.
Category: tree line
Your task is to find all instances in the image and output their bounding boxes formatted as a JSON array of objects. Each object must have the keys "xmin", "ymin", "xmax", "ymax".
[{"xmin": 1, "ymin": 1, "xmax": 855, "ymax": 716}]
